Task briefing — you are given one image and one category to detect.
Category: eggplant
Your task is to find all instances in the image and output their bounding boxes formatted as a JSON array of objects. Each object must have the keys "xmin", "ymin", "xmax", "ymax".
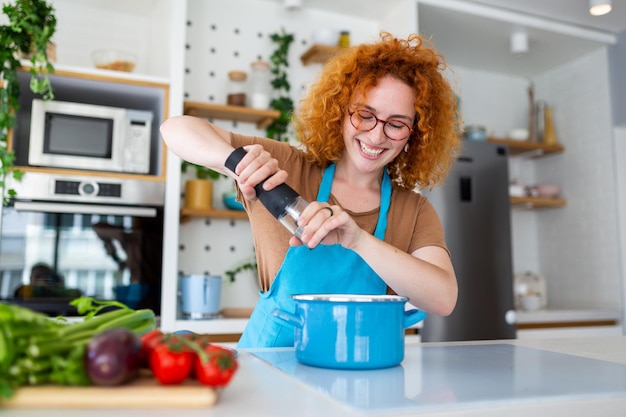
[{"xmin": 85, "ymin": 327, "xmax": 141, "ymax": 386}]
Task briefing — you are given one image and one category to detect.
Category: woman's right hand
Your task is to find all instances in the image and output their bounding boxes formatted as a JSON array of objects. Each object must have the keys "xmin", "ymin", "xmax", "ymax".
[{"xmin": 232, "ymin": 144, "xmax": 289, "ymax": 201}]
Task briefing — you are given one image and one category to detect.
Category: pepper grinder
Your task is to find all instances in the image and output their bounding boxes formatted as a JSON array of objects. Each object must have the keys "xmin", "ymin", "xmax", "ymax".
[{"xmin": 224, "ymin": 147, "xmax": 309, "ymax": 239}]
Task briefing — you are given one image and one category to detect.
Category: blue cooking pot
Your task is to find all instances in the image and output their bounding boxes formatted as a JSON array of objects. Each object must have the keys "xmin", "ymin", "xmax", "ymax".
[{"xmin": 272, "ymin": 294, "xmax": 426, "ymax": 370}]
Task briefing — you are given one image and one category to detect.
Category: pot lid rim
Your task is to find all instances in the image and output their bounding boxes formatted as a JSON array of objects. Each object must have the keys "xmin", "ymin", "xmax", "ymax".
[{"xmin": 290, "ymin": 294, "xmax": 408, "ymax": 303}]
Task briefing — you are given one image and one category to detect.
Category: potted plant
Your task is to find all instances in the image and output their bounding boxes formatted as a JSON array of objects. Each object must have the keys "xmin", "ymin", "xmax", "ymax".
[
  {"xmin": 181, "ymin": 161, "xmax": 223, "ymax": 210},
  {"xmin": 0, "ymin": 0, "xmax": 57, "ymax": 205},
  {"xmin": 266, "ymin": 28, "xmax": 294, "ymax": 142}
]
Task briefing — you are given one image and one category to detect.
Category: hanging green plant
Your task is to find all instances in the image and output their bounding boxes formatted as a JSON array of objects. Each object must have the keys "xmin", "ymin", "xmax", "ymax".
[
  {"xmin": 181, "ymin": 161, "xmax": 223, "ymax": 180},
  {"xmin": 224, "ymin": 257, "xmax": 257, "ymax": 283},
  {"xmin": 266, "ymin": 28, "xmax": 294, "ymax": 142},
  {"xmin": 0, "ymin": 0, "xmax": 57, "ymax": 205}
]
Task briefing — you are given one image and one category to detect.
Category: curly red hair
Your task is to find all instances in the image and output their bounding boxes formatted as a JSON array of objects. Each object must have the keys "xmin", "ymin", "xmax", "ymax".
[{"xmin": 294, "ymin": 31, "xmax": 462, "ymax": 191}]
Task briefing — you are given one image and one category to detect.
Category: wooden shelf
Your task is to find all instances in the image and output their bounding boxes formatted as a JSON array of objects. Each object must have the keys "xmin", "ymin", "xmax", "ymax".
[
  {"xmin": 180, "ymin": 207, "xmax": 248, "ymax": 222},
  {"xmin": 487, "ymin": 137, "xmax": 564, "ymax": 157},
  {"xmin": 183, "ymin": 101, "xmax": 280, "ymax": 129},
  {"xmin": 300, "ymin": 44, "xmax": 341, "ymax": 66},
  {"xmin": 510, "ymin": 196, "xmax": 567, "ymax": 208}
]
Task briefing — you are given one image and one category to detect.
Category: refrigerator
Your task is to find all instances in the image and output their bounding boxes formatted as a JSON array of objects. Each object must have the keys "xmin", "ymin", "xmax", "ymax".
[{"xmin": 421, "ymin": 140, "xmax": 516, "ymax": 342}]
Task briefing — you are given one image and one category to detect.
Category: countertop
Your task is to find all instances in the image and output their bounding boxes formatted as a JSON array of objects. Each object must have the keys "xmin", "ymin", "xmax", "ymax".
[
  {"xmin": 172, "ymin": 308, "xmax": 622, "ymax": 334},
  {"xmin": 514, "ymin": 308, "xmax": 621, "ymax": 324},
  {"xmin": 4, "ymin": 336, "xmax": 626, "ymax": 417}
]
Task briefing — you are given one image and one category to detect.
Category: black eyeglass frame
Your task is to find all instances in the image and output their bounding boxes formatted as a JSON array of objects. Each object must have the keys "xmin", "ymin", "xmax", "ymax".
[{"xmin": 348, "ymin": 108, "xmax": 415, "ymax": 141}]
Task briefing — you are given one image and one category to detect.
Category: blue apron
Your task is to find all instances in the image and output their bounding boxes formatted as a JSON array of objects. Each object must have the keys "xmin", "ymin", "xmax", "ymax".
[{"xmin": 237, "ymin": 163, "xmax": 392, "ymax": 348}]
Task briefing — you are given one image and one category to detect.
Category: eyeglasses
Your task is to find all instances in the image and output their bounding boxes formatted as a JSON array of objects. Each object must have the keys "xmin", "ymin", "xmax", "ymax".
[{"xmin": 348, "ymin": 108, "xmax": 414, "ymax": 141}]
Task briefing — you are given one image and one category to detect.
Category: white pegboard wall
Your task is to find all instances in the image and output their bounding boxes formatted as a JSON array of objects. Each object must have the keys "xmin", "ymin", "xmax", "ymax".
[
  {"xmin": 179, "ymin": 0, "xmax": 381, "ymax": 309},
  {"xmin": 178, "ymin": 172, "xmax": 259, "ymax": 308},
  {"xmin": 177, "ymin": 215, "xmax": 259, "ymax": 309},
  {"xmin": 184, "ymin": 0, "xmax": 379, "ymax": 107}
]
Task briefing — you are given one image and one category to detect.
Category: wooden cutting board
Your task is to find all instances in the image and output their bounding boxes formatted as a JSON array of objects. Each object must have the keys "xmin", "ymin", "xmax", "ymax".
[{"xmin": 2, "ymin": 376, "xmax": 219, "ymax": 409}]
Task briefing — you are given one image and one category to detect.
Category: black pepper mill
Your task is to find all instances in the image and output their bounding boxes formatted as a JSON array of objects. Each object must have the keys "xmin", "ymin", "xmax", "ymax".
[{"xmin": 224, "ymin": 147, "xmax": 309, "ymax": 239}]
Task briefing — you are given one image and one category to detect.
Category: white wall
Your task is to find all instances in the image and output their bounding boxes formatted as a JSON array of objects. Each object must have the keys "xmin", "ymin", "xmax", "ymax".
[
  {"xmin": 49, "ymin": 0, "xmax": 170, "ymax": 77},
  {"xmin": 533, "ymin": 48, "xmax": 620, "ymax": 310},
  {"xmin": 614, "ymin": 126, "xmax": 626, "ymax": 327}
]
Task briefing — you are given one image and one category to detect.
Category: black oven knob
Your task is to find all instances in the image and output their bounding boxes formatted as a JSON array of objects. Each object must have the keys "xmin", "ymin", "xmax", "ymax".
[{"xmin": 78, "ymin": 181, "xmax": 99, "ymax": 197}]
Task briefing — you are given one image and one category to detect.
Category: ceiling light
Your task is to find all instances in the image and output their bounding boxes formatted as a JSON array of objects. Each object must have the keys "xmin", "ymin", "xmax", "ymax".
[
  {"xmin": 284, "ymin": 0, "xmax": 302, "ymax": 10},
  {"xmin": 510, "ymin": 31, "xmax": 529, "ymax": 54},
  {"xmin": 589, "ymin": 0, "xmax": 612, "ymax": 16}
]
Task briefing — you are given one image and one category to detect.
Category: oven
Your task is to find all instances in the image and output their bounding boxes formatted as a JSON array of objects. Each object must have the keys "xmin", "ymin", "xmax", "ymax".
[{"xmin": 0, "ymin": 172, "xmax": 165, "ymax": 316}]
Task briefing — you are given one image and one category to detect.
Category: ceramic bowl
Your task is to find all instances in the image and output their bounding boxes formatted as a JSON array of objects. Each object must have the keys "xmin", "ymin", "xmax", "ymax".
[
  {"xmin": 92, "ymin": 49, "xmax": 137, "ymax": 72},
  {"xmin": 508, "ymin": 128, "xmax": 529, "ymax": 141},
  {"xmin": 509, "ymin": 184, "xmax": 526, "ymax": 197},
  {"xmin": 312, "ymin": 29, "xmax": 339, "ymax": 46},
  {"xmin": 223, "ymin": 194, "xmax": 244, "ymax": 211},
  {"xmin": 535, "ymin": 184, "xmax": 561, "ymax": 198},
  {"xmin": 519, "ymin": 294, "xmax": 542, "ymax": 311}
]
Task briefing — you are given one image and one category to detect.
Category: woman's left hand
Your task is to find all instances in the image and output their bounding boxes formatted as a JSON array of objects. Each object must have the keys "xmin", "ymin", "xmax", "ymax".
[{"xmin": 289, "ymin": 202, "xmax": 363, "ymax": 249}]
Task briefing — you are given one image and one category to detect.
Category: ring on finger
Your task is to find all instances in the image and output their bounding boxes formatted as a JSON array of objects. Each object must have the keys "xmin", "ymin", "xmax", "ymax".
[{"xmin": 322, "ymin": 206, "xmax": 334, "ymax": 217}]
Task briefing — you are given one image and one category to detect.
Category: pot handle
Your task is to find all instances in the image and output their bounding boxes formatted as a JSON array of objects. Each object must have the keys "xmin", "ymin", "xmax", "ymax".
[
  {"xmin": 403, "ymin": 309, "xmax": 427, "ymax": 328},
  {"xmin": 271, "ymin": 308, "xmax": 304, "ymax": 329}
]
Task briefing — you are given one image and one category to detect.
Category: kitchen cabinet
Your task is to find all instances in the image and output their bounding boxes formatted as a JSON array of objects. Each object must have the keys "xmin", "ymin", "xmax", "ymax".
[
  {"xmin": 516, "ymin": 309, "xmax": 622, "ymax": 339},
  {"xmin": 416, "ymin": 1, "xmax": 615, "ymax": 78},
  {"xmin": 11, "ymin": 65, "xmax": 170, "ymax": 182},
  {"xmin": 1, "ymin": 65, "xmax": 170, "ymax": 313}
]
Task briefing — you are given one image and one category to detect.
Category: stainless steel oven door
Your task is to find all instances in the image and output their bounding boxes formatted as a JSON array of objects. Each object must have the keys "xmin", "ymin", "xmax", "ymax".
[{"xmin": 0, "ymin": 201, "xmax": 163, "ymax": 316}]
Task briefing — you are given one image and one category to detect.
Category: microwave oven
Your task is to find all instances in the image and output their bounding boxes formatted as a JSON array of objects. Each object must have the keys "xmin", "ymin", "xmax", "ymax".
[{"xmin": 28, "ymin": 99, "xmax": 153, "ymax": 174}]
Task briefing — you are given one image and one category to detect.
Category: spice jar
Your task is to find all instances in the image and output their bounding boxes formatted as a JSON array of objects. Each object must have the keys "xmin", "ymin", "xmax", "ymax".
[
  {"xmin": 338, "ymin": 31, "xmax": 351, "ymax": 47},
  {"xmin": 227, "ymin": 70, "xmax": 247, "ymax": 106},
  {"xmin": 249, "ymin": 61, "xmax": 271, "ymax": 109}
]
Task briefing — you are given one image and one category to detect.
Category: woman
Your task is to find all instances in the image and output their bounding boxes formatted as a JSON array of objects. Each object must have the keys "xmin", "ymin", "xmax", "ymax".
[{"xmin": 161, "ymin": 32, "xmax": 462, "ymax": 348}]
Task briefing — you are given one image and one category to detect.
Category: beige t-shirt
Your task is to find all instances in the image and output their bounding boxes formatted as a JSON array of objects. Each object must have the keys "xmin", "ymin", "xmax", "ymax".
[{"xmin": 230, "ymin": 133, "xmax": 448, "ymax": 292}]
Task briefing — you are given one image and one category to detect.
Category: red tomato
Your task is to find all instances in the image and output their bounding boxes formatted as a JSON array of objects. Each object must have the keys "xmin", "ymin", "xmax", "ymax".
[
  {"xmin": 139, "ymin": 329, "xmax": 164, "ymax": 367},
  {"xmin": 149, "ymin": 338, "xmax": 194, "ymax": 385},
  {"xmin": 194, "ymin": 346, "xmax": 238, "ymax": 387},
  {"xmin": 185, "ymin": 333, "xmax": 213, "ymax": 348}
]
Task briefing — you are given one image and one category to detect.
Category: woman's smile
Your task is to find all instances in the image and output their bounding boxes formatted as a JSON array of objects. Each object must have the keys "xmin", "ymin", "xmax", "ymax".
[{"xmin": 358, "ymin": 139, "xmax": 386, "ymax": 158}]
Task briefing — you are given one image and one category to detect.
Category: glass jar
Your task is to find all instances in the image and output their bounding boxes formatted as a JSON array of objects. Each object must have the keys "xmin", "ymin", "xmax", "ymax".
[
  {"xmin": 227, "ymin": 70, "xmax": 247, "ymax": 106},
  {"xmin": 464, "ymin": 125, "xmax": 487, "ymax": 141},
  {"xmin": 249, "ymin": 61, "xmax": 271, "ymax": 109}
]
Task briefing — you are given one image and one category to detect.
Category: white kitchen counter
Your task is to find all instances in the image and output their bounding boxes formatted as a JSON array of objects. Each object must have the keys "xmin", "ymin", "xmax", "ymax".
[
  {"xmin": 515, "ymin": 308, "xmax": 621, "ymax": 324},
  {"xmin": 166, "ymin": 308, "xmax": 623, "ymax": 336},
  {"xmin": 515, "ymin": 308, "xmax": 622, "ymax": 339},
  {"xmin": 4, "ymin": 336, "xmax": 626, "ymax": 417}
]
